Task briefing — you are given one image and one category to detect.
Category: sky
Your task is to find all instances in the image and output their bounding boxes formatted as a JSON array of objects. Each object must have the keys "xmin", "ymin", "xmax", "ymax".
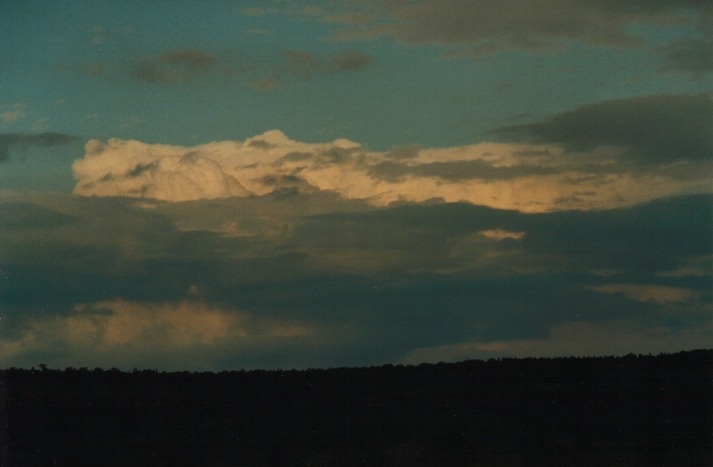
[{"xmin": 0, "ymin": 0, "xmax": 711, "ymax": 371}]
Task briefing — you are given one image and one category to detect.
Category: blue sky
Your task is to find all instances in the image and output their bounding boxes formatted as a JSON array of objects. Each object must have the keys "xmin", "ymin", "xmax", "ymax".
[{"xmin": 0, "ymin": 1, "xmax": 711, "ymax": 370}]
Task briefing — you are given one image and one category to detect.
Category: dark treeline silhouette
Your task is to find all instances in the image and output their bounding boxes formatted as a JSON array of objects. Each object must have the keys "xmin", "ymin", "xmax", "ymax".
[{"xmin": 1, "ymin": 350, "xmax": 711, "ymax": 466}]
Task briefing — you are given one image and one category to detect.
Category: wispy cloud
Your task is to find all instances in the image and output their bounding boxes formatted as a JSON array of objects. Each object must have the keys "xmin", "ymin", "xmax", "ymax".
[
  {"xmin": 0, "ymin": 299, "xmax": 313, "ymax": 370},
  {"xmin": 129, "ymin": 49, "xmax": 221, "ymax": 84},
  {"xmin": 586, "ymin": 284, "xmax": 701, "ymax": 304},
  {"xmin": 333, "ymin": 51, "xmax": 372, "ymax": 70},
  {"xmin": 479, "ymin": 229, "xmax": 525, "ymax": 241},
  {"xmin": 657, "ymin": 6, "xmax": 713, "ymax": 76},
  {"xmin": 316, "ymin": 0, "xmax": 706, "ymax": 57},
  {"xmin": 253, "ymin": 48, "xmax": 374, "ymax": 90},
  {"xmin": 1, "ymin": 103, "xmax": 27, "ymax": 123}
]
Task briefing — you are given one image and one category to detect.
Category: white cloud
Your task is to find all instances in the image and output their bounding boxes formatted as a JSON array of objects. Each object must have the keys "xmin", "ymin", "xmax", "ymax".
[
  {"xmin": 73, "ymin": 139, "xmax": 252, "ymax": 201},
  {"xmin": 72, "ymin": 130, "xmax": 710, "ymax": 212}
]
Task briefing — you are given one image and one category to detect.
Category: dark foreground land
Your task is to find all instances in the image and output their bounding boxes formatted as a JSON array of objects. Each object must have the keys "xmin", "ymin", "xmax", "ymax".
[{"xmin": 1, "ymin": 350, "xmax": 711, "ymax": 466}]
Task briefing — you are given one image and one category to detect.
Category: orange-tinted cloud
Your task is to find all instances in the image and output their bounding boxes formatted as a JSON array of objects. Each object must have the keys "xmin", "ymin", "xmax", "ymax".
[
  {"xmin": 586, "ymin": 284, "xmax": 701, "ymax": 304},
  {"xmin": 72, "ymin": 128, "xmax": 710, "ymax": 212},
  {"xmin": 0, "ymin": 299, "xmax": 313, "ymax": 369}
]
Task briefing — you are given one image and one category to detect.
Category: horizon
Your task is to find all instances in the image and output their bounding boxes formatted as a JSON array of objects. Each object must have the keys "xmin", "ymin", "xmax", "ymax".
[
  {"xmin": 1, "ymin": 1, "xmax": 711, "ymax": 371},
  {"xmin": 4, "ymin": 348, "xmax": 711, "ymax": 373}
]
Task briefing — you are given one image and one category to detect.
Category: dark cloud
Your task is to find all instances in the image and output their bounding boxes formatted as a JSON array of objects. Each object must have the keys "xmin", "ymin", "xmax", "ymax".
[
  {"xmin": 333, "ymin": 51, "xmax": 372, "ymax": 70},
  {"xmin": 0, "ymin": 132, "xmax": 79, "ymax": 162},
  {"xmin": 490, "ymin": 94, "xmax": 713, "ymax": 163},
  {"xmin": 591, "ymin": 0, "xmax": 709, "ymax": 13},
  {"xmin": 126, "ymin": 162, "xmax": 156, "ymax": 178},
  {"xmin": 247, "ymin": 139, "xmax": 274, "ymax": 149},
  {"xmin": 657, "ymin": 5, "xmax": 713, "ymax": 75},
  {"xmin": 324, "ymin": 0, "xmax": 707, "ymax": 56},
  {"xmin": 1, "ymin": 193, "xmax": 710, "ymax": 370},
  {"xmin": 248, "ymin": 46, "xmax": 374, "ymax": 92},
  {"xmin": 162, "ymin": 49, "xmax": 219, "ymax": 68},
  {"xmin": 385, "ymin": 145, "xmax": 421, "ymax": 160},
  {"xmin": 370, "ymin": 160, "xmax": 560, "ymax": 182},
  {"xmin": 130, "ymin": 49, "xmax": 220, "ymax": 84},
  {"xmin": 254, "ymin": 49, "xmax": 373, "ymax": 89},
  {"xmin": 282, "ymin": 49, "xmax": 373, "ymax": 75},
  {"xmin": 658, "ymin": 37, "xmax": 713, "ymax": 75},
  {"xmin": 257, "ymin": 174, "xmax": 318, "ymax": 194},
  {"xmin": 0, "ymin": 202, "xmax": 75, "ymax": 229},
  {"xmin": 276, "ymin": 151, "xmax": 314, "ymax": 163},
  {"xmin": 296, "ymin": 194, "xmax": 713, "ymax": 279},
  {"xmin": 521, "ymin": 195, "xmax": 713, "ymax": 273}
]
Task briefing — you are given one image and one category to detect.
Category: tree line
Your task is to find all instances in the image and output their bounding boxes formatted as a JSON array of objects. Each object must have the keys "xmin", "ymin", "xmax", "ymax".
[{"xmin": 1, "ymin": 350, "xmax": 711, "ymax": 465}]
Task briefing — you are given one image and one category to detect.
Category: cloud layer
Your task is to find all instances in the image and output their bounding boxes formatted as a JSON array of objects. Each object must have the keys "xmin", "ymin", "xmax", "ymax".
[
  {"xmin": 317, "ymin": 0, "xmax": 709, "ymax": 63},
  {"xmin": 491, "ymin": 93, "xmax": 713, "ymax": 163},
  {"xmin": 72, "ymin": 94, "xmax": 712, "ymax": 212},
  {"xmin": 0, "ymin": 192, "xmax": 710, "ymax": 370}
]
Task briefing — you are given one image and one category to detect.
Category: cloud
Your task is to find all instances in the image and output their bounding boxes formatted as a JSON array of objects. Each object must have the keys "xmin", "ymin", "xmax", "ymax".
[
  {"xmin": 586, "ymin": 284, "xmax": 701, "ymax": 304},
  {"xmin": 294, "ymin": 195, "xmax": 713, "ymax": 278},
  {"xmin": 253, "ymin": 49, "xmax": 373, "ymax": 90},
  {"xmin": 320, "ymin": 0, "xmax": 706, "ymax": 56},
  {"xmin": 659, "ymin": 37, "xmax": 713, "ymax": 75},
  {"xmin": 0, "ymin": 132, "xmax": 79, "ymax": 162},
  {"xmin": 1, "ymin": 103, "xmax": 27, "ymax": 123},
  {"xmin": 657, "ymin": 5, "xmax": 713, "ymax": 75},
  {"xmin": 333, "ymin": 51, "xmax": 372, "ymax": 70},
  {"xmin": 0, "ymin": 299, "xmax": 313, "ymax": 370},
  {"xmin": 369, "ymin": 159, "xmax": 561, "ymax": 182},
  {"xmin": 73, "ymin": 139, "xmax": 252, "ymax": 201},
  {"xmin": 73, "ymin": 123, "xmax": 711, "ymax": 212},
  {"xmin": 0, "ymin": 201, "xmax": 75, "ymax": 229},
  {"xmin": 130, "ymin": 48, "xmax": 220, "ymax": 84},
  {"xmin": 657, "ymin": 255, "xmax": 713, "ymax": 278},
  {"xmin": 490, "ymin": 93, "xmax": 713, "ymax": 163},
  {"xmin": 479, "ymin": 229, "xmax": 525, "ymax": 241},
  {"xmin": 1, "ymin": 193, "xmax": 710, "ymax": 370}
]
